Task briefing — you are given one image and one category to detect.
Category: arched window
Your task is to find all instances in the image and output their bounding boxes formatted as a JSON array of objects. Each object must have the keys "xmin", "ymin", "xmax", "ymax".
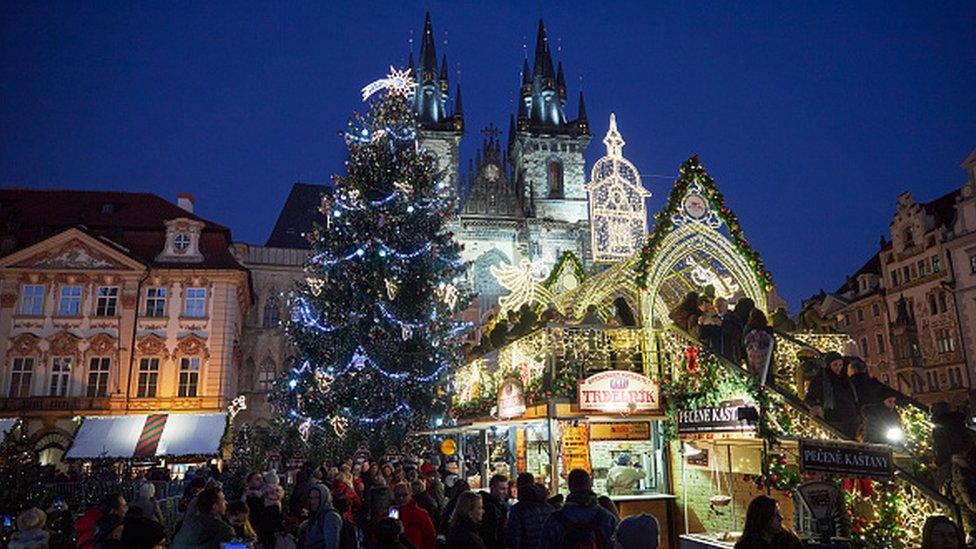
[
  {"xmin": 259, "ymin": 357, "xmax": 276, "ymax": 391},
  {"xmin": 263, "ymin": 295, "xmax": 280, "ymax": 329},
  {"xmin": 547, "ymin": 160, "xmax": 564, "ymax": 198}
]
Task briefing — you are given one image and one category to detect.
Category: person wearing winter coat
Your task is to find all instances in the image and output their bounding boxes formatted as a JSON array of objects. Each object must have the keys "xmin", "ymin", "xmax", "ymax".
[
  {"xmin": 301, "ymin": 483, "xmax": 342, "ymax": 549},
  {"xmin": 668, "ymin": 292, "xmax": 699, "ymax": 334},
  {"xmin": 479, "ymin": 474, "xmax": 509, "ymax": 549},
  {"xmin": 131, "ymin": 482, "xmax": 166, "ymax": 524},
  {"xmin": 410, "ymin": 479, "xmax": 441, "ymax": 529},
  {"xmin": 539, "ymin": 470, "xmax": 616, "ymax": 549},
  {"xmin": 171, "ymin": 487, "xmax": 235, "ymax": 549},
  {"xmin": 446, "ymin": 491, "xmax": 487, "ymax": 549},
  {"xmin": 76, "ymin": 493, "xmax": 127, "ymax": 549},
  {"xmin": 504, "ymin": 473, "xmax": 553, "ymax": 549},
  {"xmin": 734, "ymin": 496, "xmax": 803, "ymax": 549},
  {"xmin": 8, "ymin": 507, "xmax": 50, "ymax": 549},
  {"xmin": 804, "ymin": 351, "xmax": 861, "ymax": 439},
  {"xmin": 393, "ymin": 481, "xmax": 436, "ymax": 549}
]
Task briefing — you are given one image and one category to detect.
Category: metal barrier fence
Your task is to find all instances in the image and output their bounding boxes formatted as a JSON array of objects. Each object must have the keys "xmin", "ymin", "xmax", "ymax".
[{"xmin": 45, "ymin": 480, "xmax": 184, "ymax": 510}]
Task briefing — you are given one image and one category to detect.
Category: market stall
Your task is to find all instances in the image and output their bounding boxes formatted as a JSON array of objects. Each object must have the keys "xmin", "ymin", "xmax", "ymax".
[{"xmin": 65, "ymin": 413, "xmax": 228, "ymax": 472}]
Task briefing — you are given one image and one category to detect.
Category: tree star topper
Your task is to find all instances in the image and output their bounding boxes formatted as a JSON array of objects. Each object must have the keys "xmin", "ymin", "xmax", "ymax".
[{"xmin": 361, "ymin": 67, "xmax": 417, "ymax": 101}]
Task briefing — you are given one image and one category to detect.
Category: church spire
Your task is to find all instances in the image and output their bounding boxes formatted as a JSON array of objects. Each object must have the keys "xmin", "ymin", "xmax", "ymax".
[
  {"xmin": 419, "ymin": 12, "xmax": 438, "ymax": 81},
  {"xmin": 515, "ymin": 19, "xmax": 576, "ymax": 131},
  {"xmin": 556, "ymin": 61, "xmax": 567, "ymax": 102},
  {"xmin": 411, "ymin": 12, "xmax": 453, "ymax": 129},
  {"xmin": 454, "ymin": 84, "xmax": 463, "ymax": 116}
]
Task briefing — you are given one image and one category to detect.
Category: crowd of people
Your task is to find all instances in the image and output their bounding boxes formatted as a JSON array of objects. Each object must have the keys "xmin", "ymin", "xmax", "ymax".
[{"xmin": 4, "ymin": 455, "xmax": 670, "ymax": 549}]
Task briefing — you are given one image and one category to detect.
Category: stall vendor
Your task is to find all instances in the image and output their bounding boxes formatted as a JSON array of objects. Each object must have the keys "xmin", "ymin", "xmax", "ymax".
[{"xmin": 606, "ymin": 454, "xmax": 644, "ymax": 495}]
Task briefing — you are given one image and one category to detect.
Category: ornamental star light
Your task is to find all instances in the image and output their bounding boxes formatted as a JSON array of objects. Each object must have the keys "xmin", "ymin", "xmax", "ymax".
[{"xmin": 361, "ymin": 66, "xmax": 417, "ymax": 101}]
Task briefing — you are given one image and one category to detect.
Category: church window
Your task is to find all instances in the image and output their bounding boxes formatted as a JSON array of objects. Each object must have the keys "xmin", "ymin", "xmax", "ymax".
[
  {"xmin": 547, "ymin": 161, "xmax": 564, "ymax": 198},
  {"xmin": 259, "ymin": 358, "xmax": 276, "ymax": 390},
  {"xmin": 263, "ymin": 295, "xmax": 281, "ymax": 328}
]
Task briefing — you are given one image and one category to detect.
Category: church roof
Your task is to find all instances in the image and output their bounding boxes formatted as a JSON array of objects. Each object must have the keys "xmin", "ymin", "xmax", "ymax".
[
  {"xmin": 265, "ymin": 183, "xmax": 329, "ymax": 249},
  {"xmin": 515, "ymin": 19, "xmax": 588, "ymax": 136}
]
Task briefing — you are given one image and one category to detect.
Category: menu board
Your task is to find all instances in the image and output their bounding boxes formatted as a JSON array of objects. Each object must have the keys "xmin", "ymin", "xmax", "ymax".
[
  {"xmin": 589, "ymin": 422, "xmax": 651, "ymax": 441},
  {"xmin": 515, "ymin": 428, "xmax": 527, "ymax": 473},
  {"xmin": 560, "ymin": 423, "xmax": 592, "ymax": 476}
]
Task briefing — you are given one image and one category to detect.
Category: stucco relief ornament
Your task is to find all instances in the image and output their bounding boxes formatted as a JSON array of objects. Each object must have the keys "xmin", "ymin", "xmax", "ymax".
[{"xmin": 360, "ymin": 66, "xmax": 417, "ymax": 101}]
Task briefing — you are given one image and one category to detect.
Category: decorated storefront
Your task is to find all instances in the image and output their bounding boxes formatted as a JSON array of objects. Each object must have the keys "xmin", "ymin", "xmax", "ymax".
[{"xmin": 443, "ymin": 137, "xmax": 955, "ymax": 547}]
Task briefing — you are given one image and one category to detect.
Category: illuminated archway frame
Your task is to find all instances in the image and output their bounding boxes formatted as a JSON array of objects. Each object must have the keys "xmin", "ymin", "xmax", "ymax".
[{"xmin": 635, "ymin": 155, "xmax": 773, "ymax": 325}]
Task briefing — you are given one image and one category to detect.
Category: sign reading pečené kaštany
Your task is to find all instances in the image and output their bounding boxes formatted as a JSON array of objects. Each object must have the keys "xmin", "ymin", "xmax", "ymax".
[
  {"xmin": 677, "ymin": 400, "xmax": 758, "ymax": 435},
  {"xmin": 577, "ymin": 371, "xmax": 661, "ymax": 414},
  {"xmin": 799, "ymin": 439, "xmax": 893, "ymax": 480}
]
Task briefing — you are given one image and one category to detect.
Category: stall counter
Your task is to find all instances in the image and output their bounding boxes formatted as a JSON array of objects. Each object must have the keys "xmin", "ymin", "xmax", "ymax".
[{"xmin": 679, "ymin": 533, "xmax": 739, "ymax": 548}]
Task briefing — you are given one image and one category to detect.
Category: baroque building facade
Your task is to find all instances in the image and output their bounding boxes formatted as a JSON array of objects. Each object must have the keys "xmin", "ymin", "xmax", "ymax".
[
  {"xmin": 0, "ymin": 190, "xmax": 250, "ymax": 463},
  {"xmin": 822, "ymin": 148, "xmax": 976, "ymax": 409}
]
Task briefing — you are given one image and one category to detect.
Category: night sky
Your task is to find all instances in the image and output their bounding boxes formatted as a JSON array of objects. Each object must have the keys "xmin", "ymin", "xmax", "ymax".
[{"xmin": 2, "ymin": 2, "xmax": 974, "ymax": 308}]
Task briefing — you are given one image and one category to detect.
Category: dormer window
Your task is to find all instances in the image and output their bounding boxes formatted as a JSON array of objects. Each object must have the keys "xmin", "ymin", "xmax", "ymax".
[
  {"xmin": 174, "ymin": 233, "xmax": 191, "ymax": 253},
  {"xmin": 157, "ymin": 218, "xmax": 205, "ymax": 263}
]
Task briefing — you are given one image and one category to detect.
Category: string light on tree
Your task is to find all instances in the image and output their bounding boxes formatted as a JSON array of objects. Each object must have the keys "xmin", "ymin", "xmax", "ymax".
[{"xmin": 272, "ymin": 68, "xmax": 471, "ymax": 456}]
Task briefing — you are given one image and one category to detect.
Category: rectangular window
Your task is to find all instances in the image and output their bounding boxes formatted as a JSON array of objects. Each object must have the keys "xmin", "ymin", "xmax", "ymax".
[
  {"xmin": 49, "ymin": 356, "xmax": 72, "ymax": 397},
  {"xmin": 844, "ymin": 314, "xmax": 851, "ymax": 327},
  {"xmin": 57, "ymin": 285, "xmax": 82, "ymax": 316},
  {"xmin": 178, "ymin": 357, "xmax": 200, "ymax": 397},
  {"xmin": 137, "ymin": 357, "xmax": 159, "ymax": 398},
  {"xmin": 890, "ymin": 270, "xmax": 899, "ymax": 286},
  {"xmin": 932, "ymin": 254, "xmax": 942, "ymax": 273},
  {"xmin": 145, "ymin": 287, "xmax": 167, "ymax": 317},
  {"xmin": 927, "ymin": 371, "xmax": 939, "ymax": 392},
  {"xmin": 970, "ymin": 254, "xmax": 976, "ymax": 275},
  {"xmin": 876, "ymin": 333, "xmax": 886, "ymax": 354},
  {"xmin": 872, "ymin": 303, "xmax": 880, "ymax": 317},
  {"xmin": 949, "ymin": 368, "xmax": 962, "ymax": 389},
  {"xmin": 20, "ymin": 284, "xmax": 45, "ymax": 315},
  {"xmin": 9, "ymin": 357, "xmax": 34, "ymax": 397},
  {"xmin": 183, "ymin": 288, "xmax": 207, "ymax": 318},
  {"xmin": 86, "ymin": 357, "xmax": 111, "ymax": 397},
  {"xmin": 856, "ymin": 308, "xmax": 864, "ymax": 322},
  {"xmin": 859, "ymin": 337, "xmax": 868, "ymax": 357},
  {"xmin": 95, "ymin": 286, "xmax": 119, "ymax": 317},
  {"xmin": 917, "ymin": 260, "xmax": 927, "ymax": 276},
  {"xmin": 929, "ymin": 295, "xmax": 939, "ymax": 316},
  {"xmin": 939, "ymin": 292, "xmax": 948, "ymax": 313},
  {"xmin": 903, "ymin": 266, "xmax": 911, "ymax": 283},
  {"xmin": 937, "ymin": 329, "xmax": 956, "ymax": 354}
]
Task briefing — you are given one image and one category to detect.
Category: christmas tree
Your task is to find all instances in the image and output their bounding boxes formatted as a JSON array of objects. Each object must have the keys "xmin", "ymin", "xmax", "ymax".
[{"xmin": 274, "ymin": 69, "xmax": 471, "ymax": 456}]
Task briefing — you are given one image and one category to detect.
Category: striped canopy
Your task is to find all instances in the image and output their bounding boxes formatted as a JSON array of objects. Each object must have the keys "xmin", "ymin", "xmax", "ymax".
[{"xmin": 65, "ymin": 413, "xmax": 227, "ymax": 460}]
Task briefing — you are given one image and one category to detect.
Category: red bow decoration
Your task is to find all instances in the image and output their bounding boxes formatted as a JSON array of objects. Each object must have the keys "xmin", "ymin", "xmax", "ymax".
[{"xmin": 685, "ymin": 346, "xmax": 700, "ymax": 373}]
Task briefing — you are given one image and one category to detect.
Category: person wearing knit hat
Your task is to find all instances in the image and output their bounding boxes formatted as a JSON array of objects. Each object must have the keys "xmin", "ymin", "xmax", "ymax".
[
  {"xmin": 8, "ymin": 507, "xmax": 50, "ymax": 549},
  {"xmin": 613, "ymin": 513, "xmax": 659, "ymax": 549}
]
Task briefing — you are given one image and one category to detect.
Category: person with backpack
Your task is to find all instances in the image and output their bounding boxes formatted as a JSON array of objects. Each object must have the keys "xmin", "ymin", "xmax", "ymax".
[
  {"xmin": 539, "ymin": 469, "xmax": 617, "ymax": 549},
  {"xmin": 504, "ymin": 473, "xmax": 552, "ymax": 549}
]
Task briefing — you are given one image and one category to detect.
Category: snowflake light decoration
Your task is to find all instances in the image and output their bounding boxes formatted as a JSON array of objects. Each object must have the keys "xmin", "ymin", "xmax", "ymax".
[
  {"xmin": 361, "ymin": 66, "xmax": 417, "ymax": 101},
  {"xmin": 587, "ymin": 114, "xmax": 651, "ymax": 263},
  {"xmin": 227, "ymin": 394, "xmax": 247, "ymax": 420}
]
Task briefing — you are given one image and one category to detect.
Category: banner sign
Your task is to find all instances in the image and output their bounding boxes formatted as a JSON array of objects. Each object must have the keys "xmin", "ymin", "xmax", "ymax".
[
  {"xmin": 560, "ymin": 423, "xmax": 592, "ymax": 476},
  {"xmin": 497, "ymin": 377, "xmax": 527, "ymax": 419},
  {"xmin": 589, "ymin": 422, "xmax": 651, "ymax": 441},
  {"xmin": 799, "ymin": 439, "xmax": 893, "ymax": 480},
  {"xmin": 515, "ymin": 428, "xmax": 527, "ymax": 473},
  {"xmin": 677, "ymin": 400, "xmax": 758, "ymax": 435},
  {"xmin": 578, "ymin": 371, "xmax": 661, "ymax": 414}
]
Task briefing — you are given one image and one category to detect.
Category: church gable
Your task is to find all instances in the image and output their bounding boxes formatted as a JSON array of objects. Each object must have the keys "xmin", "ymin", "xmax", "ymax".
[{"xmin": 0, "ymin": 228, "xmax": 145, "ymax": 272}]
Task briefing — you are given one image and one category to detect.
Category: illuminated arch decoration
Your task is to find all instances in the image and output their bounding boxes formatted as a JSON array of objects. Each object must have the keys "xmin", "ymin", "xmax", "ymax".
[
  {"xmin": 635, "ymin": 155, "xmax": 773, "ymax": 323},
  {"xmin": 542, "ymin": 251, "xmax": 587, "ymax": 295},
  {"xmin": 587, "ymin": 114, "xmax": 651, "ymax": 262},
  {"xmin": 553, "ymin": 257, "xmax": 642, "ymax": 321}
]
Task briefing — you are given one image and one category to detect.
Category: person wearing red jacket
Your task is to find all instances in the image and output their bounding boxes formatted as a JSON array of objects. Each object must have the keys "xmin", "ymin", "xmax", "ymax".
[
  {"xmin": 332, "ymin": 473, "xmax": 362, "ymax": 521},
  {"xmin": 75, "ymin": 493, "xmax": 127, "ymax": 549},
  {"xmin": 393, "ymin": 481, "xmax": 436, "ymax": 549}
]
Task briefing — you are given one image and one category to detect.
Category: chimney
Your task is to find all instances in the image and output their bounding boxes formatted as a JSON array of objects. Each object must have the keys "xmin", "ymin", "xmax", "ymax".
[{"xmin": 177, "ymin": 193, "xmax": 195, "ymax": 214}]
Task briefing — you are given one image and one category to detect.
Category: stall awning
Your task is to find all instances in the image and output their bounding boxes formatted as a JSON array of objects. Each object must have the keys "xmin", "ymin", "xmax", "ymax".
[
  {"xmin": 0, "ymin": 418, "xmax": 17, "ymax": 445},
  {"xmin": 65, "ymin": 413, "xmax": 227, "ymax": 460}
]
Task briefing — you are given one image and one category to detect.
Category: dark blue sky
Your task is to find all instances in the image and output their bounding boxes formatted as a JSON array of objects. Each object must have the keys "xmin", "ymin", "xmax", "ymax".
[{"xmin": 2, "ymin": 1, "xmax": 974, "ymax": 308}]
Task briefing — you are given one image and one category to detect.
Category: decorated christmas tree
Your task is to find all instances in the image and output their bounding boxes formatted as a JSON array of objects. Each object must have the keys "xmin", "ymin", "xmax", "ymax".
[{"xmin": 274, "ymin": 68, "xmax": 471, "ymax": 456}]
